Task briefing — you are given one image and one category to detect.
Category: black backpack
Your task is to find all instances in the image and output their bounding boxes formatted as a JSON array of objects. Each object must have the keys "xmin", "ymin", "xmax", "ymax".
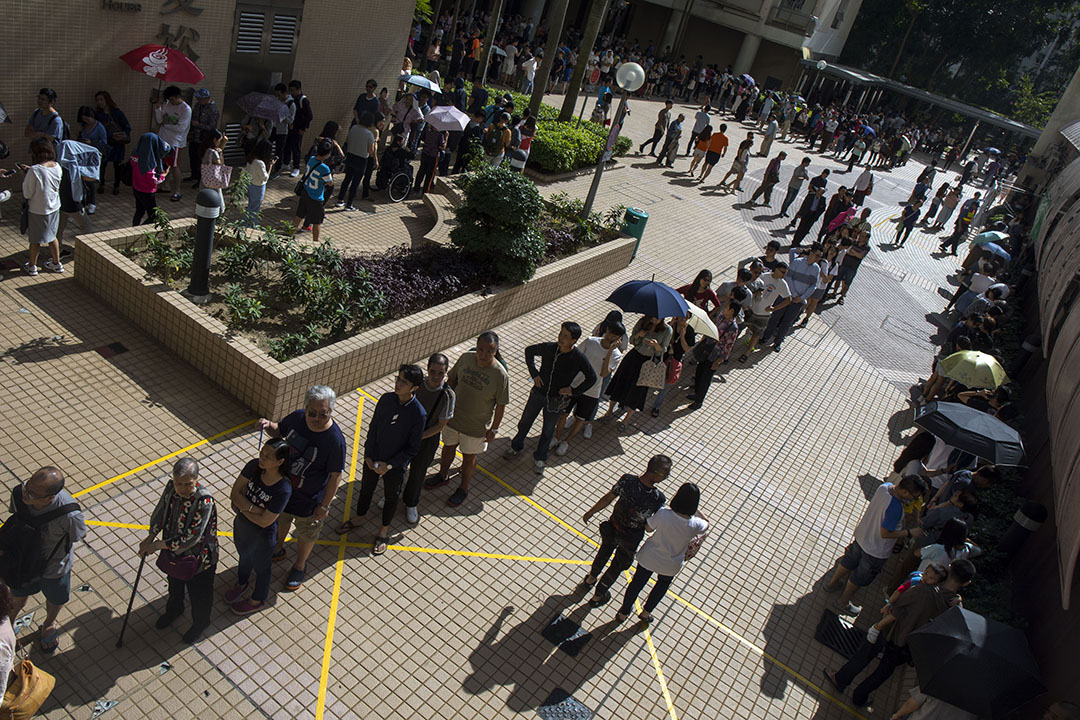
[{"xmin": 0, "ymin": 486, "xmax": 80, "ymax": 588}]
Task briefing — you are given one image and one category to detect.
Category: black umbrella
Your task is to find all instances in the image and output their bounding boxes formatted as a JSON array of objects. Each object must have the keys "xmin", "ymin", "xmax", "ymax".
[
  {"xmin": 913, "ymin": 401, "xmax": 1025, "ymax": 466},
  {"xmin": 909, "ymin": 606, "xmax": 1045, "ymax": 717}
]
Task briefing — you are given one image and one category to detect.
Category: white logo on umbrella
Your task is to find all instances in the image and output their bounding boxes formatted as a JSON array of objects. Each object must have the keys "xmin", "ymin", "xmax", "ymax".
[{"xmin": 142, "ymin": 48, "xmax": 169, "ymax": 78}]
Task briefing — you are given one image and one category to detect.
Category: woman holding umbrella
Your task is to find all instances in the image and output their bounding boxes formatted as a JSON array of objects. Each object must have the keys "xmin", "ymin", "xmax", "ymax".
[{"xmin": 601, "ymin": 315, "xmax": 673, "ymax": 430}]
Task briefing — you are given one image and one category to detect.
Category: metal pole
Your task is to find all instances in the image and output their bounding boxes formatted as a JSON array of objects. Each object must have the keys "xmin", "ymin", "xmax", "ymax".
[
  {"xmin": 582, "ymin": 91, "xmax": 627, "ymax": 219},
  {"xmin": 577, "ymin": 85, "xmax": 592, "ymax": 128},
  {"xmin": 187, "ymin": 188, "xmax": 222, "ymax": 303}
]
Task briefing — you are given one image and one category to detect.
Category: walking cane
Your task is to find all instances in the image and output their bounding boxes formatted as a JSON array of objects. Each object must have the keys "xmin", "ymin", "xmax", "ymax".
[{"xmin": 116, "ymin": 554, "xmax": 146, "ymax": 648}]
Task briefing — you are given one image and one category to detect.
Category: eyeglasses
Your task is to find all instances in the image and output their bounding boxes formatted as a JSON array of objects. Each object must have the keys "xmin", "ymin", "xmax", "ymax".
[
  {"xmin": 21, "ymin": 481, "xmax": 52, "ymax": 501},
  {"xmin": 306, "ymin": 409, "xmax": 331, "ymax": 420}
]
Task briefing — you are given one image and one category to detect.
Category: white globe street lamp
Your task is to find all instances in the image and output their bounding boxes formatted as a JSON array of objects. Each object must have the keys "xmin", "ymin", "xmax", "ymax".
[{"xmin": 582, "ymin": 62, "xmax": 646, "ymax": 218}]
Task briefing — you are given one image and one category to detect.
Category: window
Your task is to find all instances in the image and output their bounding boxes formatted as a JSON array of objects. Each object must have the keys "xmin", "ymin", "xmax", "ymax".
[{"xmin": 235, "ymin": 11, "xmax": 264, "ymax": 54}]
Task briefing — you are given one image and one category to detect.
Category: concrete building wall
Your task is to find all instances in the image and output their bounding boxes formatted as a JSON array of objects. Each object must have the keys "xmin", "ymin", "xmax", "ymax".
[
  {"xmin": 750, "ymin": 39, "xmax": 801, "ymax": 90},
  {"xmin": 623, "ymin": 2, "xmax": 674, "ymax": 54},
  {"xmin": 0, "ymin": 0, "xmax": 412, "ymax": 164}
]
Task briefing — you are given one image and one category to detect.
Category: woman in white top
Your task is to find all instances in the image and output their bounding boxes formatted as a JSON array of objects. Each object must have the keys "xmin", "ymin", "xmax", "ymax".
[
  {"xmin": 0, "ymin": 582, "xmax": 15, "ymax": 699},
  {"xmin": 198, "ymin": 128, "xmax": 228, "ymax": 209},
  {"xmin": 19, "ymin": 138, "xmax": 64, "ymax": 275},
  {"xmin": 616, "ymin": 482, "xmax": 708, "ymax": 624},
  {"xmin": 243, "ymin": 139, "xmax": 273, "ymax": 226}
]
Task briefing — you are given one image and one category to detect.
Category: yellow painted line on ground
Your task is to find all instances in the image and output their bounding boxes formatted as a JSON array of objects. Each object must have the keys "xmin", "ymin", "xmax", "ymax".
[
  {"xmin": 315, "ymin": 394, "xmax": 364, "ymax": 720},
  {"xmin": 74, "ymin": 419, "xmax": 256, "ymax": 498},
  {"xmin": 643, "ymin": 622, "xmax": 679, "ymax": 720},
  {"xmin": 872, "ymin": 213, "xmax": 899, "ymax": 228}
]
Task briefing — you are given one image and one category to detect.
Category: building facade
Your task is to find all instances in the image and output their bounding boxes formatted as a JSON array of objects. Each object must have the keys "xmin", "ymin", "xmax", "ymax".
[
  {"xmin": 620, "ymin": 0, "xmax": 864, "ymax": 89},
  {"xmin": 1, "ymin": 0, "xmax": 413, "ymax": 162}
]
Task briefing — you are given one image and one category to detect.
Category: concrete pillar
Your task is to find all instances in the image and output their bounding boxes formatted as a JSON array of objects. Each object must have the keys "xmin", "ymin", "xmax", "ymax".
[
  {"xmin": 855, "ymin": 87, "xmax": 868, "ymax": 113},
  {"xmin": 733, "ymin": 32, "xmax": 761, "ymax": 76},
  {"xmin": 843, "ymin": 84, "xmax": 853, "ymax": 107},
  {"xmin": 521, "ymin": 0, "xmax": 545, "ymax": 40},
  {"xmin": 660, "ymin": 7, "xmax": 682, "ymax": 57}
]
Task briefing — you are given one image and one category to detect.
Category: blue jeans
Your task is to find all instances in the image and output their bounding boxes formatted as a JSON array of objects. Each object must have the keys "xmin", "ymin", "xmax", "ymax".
[
  {"xmin": 510, "ymin": 387, "xmax": 563, "ymax": 462},
  {"xmin": 652, "ymin": 381, "xmax": 675, "ymax": 409},
  {"xmin": 234, "ymin": 515, "xmax": 275, "ymax": 602},
  {"xmin": 245, "ymin": 183, "xmax": 265, "ymax": 226}
]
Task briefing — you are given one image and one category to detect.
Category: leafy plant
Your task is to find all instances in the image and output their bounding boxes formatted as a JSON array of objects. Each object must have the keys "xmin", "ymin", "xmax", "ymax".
[
  {"xmin": 309, "ymin": 240, "xmax": 344, "ymax": 274},
  {"xmin": 268, "ymin": 323, "xmax": 321, "ymax": 362},
  {"xmin": 219, "ymin": 242, "xmax": 257, "ymax": 282},
  {"xmin": 222, "ymin": 283, "xmax": 264, "ymax": 327},
  {"xmin": 279, "ymin": 250, "xmax": 308, "ymax": 302},
  {"xmin": 451, "ymin": 167, "xmax": 545, "ymax": 283}
]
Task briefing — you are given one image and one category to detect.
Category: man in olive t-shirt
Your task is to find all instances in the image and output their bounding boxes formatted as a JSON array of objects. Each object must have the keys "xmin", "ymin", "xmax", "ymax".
[{"xmin": 426, "ymin": 332, "xmax": 510, "ymax": 507}]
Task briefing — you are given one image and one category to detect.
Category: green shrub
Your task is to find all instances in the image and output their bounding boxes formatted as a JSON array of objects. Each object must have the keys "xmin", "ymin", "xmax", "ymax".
[
  {"xmin": 451, "ymin": 167, "xmax": 545, "ymax": 283},
  {"xmin": 268, "ymin": 323, "xmax": 321, "ymax": 362},
  {"xmin": 219, "ymin": 242, "xmax": 257, "ymax": 282},
  {"xmin": 222, "ymin": 283, "xmax": 264, "ymax": 327}
]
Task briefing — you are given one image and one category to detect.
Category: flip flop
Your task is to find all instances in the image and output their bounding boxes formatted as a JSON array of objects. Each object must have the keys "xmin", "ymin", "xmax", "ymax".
[
  {"xmin": 372, "ymin": 536, "xmax": 388, "ymax": 556},
  {"xmin": 39, "ymin": 626, "xmax": 59, "ymax": 655},
  {"xmin": 335, "ymin": 519, "xmax": 362, "ymax": 535}
]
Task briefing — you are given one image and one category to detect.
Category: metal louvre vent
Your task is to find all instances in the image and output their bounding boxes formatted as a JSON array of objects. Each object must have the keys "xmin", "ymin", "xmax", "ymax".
[
  {"xmin": 269, "ymin": 15, "xmax": 298, "ymax": 55},
  {"xmin": 223, "ymin": 123, "xmax": 246, "ymax": 166},
  {"xmin": 235, "ymin": 12, "xmax": 264, "ymax": 53}
]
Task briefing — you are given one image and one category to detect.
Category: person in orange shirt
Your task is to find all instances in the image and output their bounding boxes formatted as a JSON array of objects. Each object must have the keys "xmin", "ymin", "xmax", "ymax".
[
  {"xmin": 468, "ymin": 30, "xmax": 482, "ymax": 80},
  {"xmin": 698, "ymin": 123, "xmax": 728, "ymax": 182}
]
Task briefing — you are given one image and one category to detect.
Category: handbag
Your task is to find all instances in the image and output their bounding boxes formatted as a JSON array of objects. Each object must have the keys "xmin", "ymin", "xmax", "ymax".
[
  {"xmin": 154, "ymin": 493, "xmax": 204, "ymax": 581},
  {"xmin": 1, "ymin": 659, "xmax": 55, "ymax": 719},
  {"xmin": 665, "ymin": 357, "xmax": 682, "ymax": 385},
  {"xmin": 293, "ymin": 162, "xmax": 316, "ymax": 196},
  {"xmin": 19, "ymin": 201, "xmax": 29, "ymax": 235},
  {"xmin": 685, "ymin": 526, "xmax": 710, "ymax": 561},
  {"xmin": 637, "ymin": 355, "xmax": 666, "ymax": 389},
  {"xmin": 541, "ymin": 349, "xmax": 570, "ymax": 414},
  {"xmin": 200, "ymin": 163, "xmax": 232, "ymax": 190}
]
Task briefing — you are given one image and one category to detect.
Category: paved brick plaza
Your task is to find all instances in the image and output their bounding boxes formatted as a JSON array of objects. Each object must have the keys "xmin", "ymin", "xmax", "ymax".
[{"xmin": 0, "ymin": 93, "xmax": 967, "ymax": 719}]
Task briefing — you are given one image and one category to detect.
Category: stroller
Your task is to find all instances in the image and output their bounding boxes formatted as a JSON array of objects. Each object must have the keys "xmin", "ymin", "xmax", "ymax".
[{"xmin": 374, "ymin": 134, "xmax": 415, "ymax": 203}]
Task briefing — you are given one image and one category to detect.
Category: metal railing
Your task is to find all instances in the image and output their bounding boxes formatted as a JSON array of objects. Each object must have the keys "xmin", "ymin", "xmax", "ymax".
[{"xmin": 766, "ymin": 3, "xmax": 816, "ymax": 35}]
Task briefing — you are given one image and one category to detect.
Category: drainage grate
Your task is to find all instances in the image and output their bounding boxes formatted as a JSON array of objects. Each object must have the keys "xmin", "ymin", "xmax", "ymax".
[
  {"xmin": 538, "ymin": 689, "xmax": 593, "ymax": 720},
  {"xmin": 813, "ymin": 609, "xmax": 864, "ymax": 659},
  {"xmin": 541, "ymin": 615, "xmax": 592, "ymax": 657},
  {"xmin": 94, "ymin": 342, "xmax": 128, "ymax": 358}
]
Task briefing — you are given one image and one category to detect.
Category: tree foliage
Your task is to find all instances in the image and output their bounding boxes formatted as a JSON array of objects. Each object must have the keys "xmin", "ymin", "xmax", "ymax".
[{"xmin": 841, "ymin": 0, "xmax": 1075, "ymax": 124}]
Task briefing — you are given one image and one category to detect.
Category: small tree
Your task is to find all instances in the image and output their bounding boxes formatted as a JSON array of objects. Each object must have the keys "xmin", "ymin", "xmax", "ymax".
[{"xmin": 450, "ymin": 167, "xmax": 545, "ymax": 283}]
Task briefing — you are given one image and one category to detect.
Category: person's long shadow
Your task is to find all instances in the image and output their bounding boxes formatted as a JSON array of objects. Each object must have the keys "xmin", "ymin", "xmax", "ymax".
[
  {"xmin": 886, "ymin": 407, "xmax": 914, "ymax": 446},
  {"xmin": 760, "ymin": 584, "xmax": 872, "ymax": 720},
  {"xmin": 463, "ymin": 588, "xmax": 642, "ymax": 713}
]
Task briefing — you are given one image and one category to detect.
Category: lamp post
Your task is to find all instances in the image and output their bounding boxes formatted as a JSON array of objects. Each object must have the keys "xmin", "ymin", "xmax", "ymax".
[{"xmin": 581, "ymin": 61, "xmax": 644, "ymax": 220}]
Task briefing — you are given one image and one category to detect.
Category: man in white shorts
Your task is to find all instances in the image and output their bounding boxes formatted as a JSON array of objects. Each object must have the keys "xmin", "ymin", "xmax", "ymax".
[
  {"xmin": 425, "ymin": 332, "xmax": 510, "ymax": 507},
  {"xmin": 549, "ymin": 322, "xmax": 624, "ymax": 457}
]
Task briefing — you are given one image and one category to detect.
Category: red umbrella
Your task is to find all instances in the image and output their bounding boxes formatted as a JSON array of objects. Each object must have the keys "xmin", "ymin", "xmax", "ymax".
[{"xmin": 119, "ymin": 44, "xmax": 205, "ymax": 84}]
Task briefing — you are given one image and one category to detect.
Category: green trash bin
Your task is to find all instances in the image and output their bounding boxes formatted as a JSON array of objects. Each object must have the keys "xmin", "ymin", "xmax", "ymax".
[{"xmin": 622, "ymin": 207, "xmax": 649, "ymax": 258}]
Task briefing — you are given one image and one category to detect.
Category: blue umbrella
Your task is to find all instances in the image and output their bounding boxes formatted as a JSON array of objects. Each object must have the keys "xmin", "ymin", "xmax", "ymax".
[
  {"xmin": 607, "ymin": 280, "xmax": 689, "ymax": 319},
  {"xmin": 862, "ymin": 126, "xmax": 876, "ymax": 137},
  {"xmin": 981, "ymin": 242, "xmax": 1011, "ymax": 261}
]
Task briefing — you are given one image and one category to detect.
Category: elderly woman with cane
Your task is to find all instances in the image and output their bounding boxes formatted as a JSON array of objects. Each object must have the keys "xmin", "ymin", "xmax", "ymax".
[{"xmin": 139, "ymin": 457, "xmax": 219, "ymax": 644}]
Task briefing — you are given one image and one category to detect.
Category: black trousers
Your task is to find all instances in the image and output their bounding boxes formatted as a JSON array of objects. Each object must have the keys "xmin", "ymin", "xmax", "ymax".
[
  {"xmin": 271, "ymin": 133, "xmax": 287, "ymax": 175},
  {"xmin": 941, "ymin": 222, "xmax": 969, "ymax": 253},
  {"xmin": 415, "ymin": 153, "xmax": 438, "ymax": 192},
  {"xmin": 640, "ymin": 128, "xmax": 664, "ymax": 154},
  {"xmin": 792, "ymin": 212, "xmax": 821, "ymax": 246},
  {"xmin": 750, "ymin": 181, "xmax": 777, "ymax": 205},
  {"xmin": 589, "ymin": 520, "xmax": 644, "ymax": 595},
  {"xmin": 165, "ymin": 566, "xmax": 214, "ymax": 630},
  {"xmin": 133, "ymin": 190, "xmax": 157, "ymax": 226},
  {"xmin": 692, "ymin": 359, "xmax": 716, "ymax": 405},
  {"xmin": 834, "ymin": 638, "xmax": 909, "ymax": 706},
  {"xmin": 403, "ymin": 433, "xmax": 441, "ymax": 508},
  {"xmin": 339, "ymin": 156, "xmax": 368, "ymax": 206},
  {"xmin": 284, "ymin": 129, "xmax": 304, "ymax": 170},
  {"xmin": 187, "ymin": 142, "xmax": 202, "ymax": 179},
  {"xmin": 356, "ymin": 463, "xmax": 406, "ymax": 527}
]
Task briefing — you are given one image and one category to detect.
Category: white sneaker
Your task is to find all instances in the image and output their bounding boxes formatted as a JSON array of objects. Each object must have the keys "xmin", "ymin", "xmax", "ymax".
[
  {"xmin": 335, "ymin": 201, "xmax": 346, "ymax": 208},
  {"xmin": 533, "ymin": 460, "xmax": 545, "ymax": 475},
  {"xmin": 866, "ymin": 625, "xmax": 880, "ymax": 644},
  {"xmin": 555, "ymin": 441, "xmax": 569, "ymax": 456},
  {"xmin": 0, "ymin": 190, "xmax": 12, "ymax": 203},
  {"xmin": 405, "ymin": 506, "xmax": 419, "ymax": 524},
  {"xmin": 43, "ymin": 260, "xmax": 64, "ymax": 273},
  {"xmin": 86, "ymin": 204, "xmax": 97, "ymax": 215},
  {"xmin": 22, "ymin": 262, "xmax": 38, "ymax": 276},
  {"xmin": 548, "ymin": 435, "xmax": 559, "ymax": 450},
  {"xmin": 583, "ymin": 423, "xmax": 593, "ymax": 439},
  {"xmin": 290, "ymin": 168, "xmax": 301, "ymax": 178}
]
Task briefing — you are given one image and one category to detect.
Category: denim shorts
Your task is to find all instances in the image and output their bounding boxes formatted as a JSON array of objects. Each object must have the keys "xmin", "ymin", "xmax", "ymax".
[
  {"xmin": 11, "ymin": 570, "xmax": 72, "ymax": 605},
  {"xmin": 839, "ymin": 541, "xmax": 888, "ymax": 587}
]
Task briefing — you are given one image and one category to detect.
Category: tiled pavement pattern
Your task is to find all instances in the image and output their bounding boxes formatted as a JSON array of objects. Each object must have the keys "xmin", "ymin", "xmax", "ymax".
[{"xmin": 0, "ymin": 93, "xmax": 983, "ymax": 719}]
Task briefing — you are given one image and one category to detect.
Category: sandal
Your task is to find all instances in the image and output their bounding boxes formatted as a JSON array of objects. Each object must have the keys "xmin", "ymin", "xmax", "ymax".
[
  {"xmin": 39, "ymin": 626, "xmax": 60, "ymax": 655},
  {"xmin": 372, "ymin": 536, "xmax": 388, "ymax": 556},
  {"xmin": 638, "ymin": 611, "xmax": 653, "ymax": 624},
  {"xmin": 335, "ymin": 519, "xmax": 362, "ymax": 535},
  {"xmin": 587, "ymin": 591, "xmax": 611, "ymax": 608}
]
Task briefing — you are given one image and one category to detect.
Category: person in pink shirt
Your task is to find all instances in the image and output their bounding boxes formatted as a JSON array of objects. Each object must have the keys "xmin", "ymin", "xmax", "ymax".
[{"xmin": 130, "ymin": 132, "xmax": 171, "ymax": 226}]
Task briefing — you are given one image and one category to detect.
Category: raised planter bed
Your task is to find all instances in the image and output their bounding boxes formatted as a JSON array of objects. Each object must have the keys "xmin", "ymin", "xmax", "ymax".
[{"xmin": 75, "ymin": 221, "xmax": 636, "ymax": 418}]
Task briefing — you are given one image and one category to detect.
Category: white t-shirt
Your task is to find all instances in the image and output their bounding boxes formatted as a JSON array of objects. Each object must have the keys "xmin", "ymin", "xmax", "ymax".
[
  {"xmin": 23, "ymin": 163, "xmax": 62, "ymax": 215},
  {"xmin": 853, "ymin": 483, "xmax": 905, "ymax": 559},
  {"xmin": 636, "ymin": 507, "xmax": 708, "ymax": 576},
  {"xmin": 244, "ymin": 159, "xmax": 269, "ymax": 186},
  {"xmin": 154, "ymin": 101, "xmax": 192, "ymax": 148},
  {"xmin": 816, "ymin": 260, "xmax": 834, "ymax": 289},
  {"xmin": 919, "ymin": 542, "xmax": 979, "ymax": 572},
  {"xmin": 987, "ymin": 282, "xmax": 1010, "ymax": 299},
  {"xmin": 750, "ymin": 274, "xmax": 790, "ymax": 316},
  {"xmin": 693, "ymin": 110, "xmax": 710, "ymax": 134},
  {"xmin": 574, "ymin": 337, "xmax": 623, "ymax": 399},
  {"xmin": 854, "ymin": 169, "xmax": 873, "ymax": 192},
  {"xmin": 968, "ymin": 273, "xmax": 994, "ymax": 294}
]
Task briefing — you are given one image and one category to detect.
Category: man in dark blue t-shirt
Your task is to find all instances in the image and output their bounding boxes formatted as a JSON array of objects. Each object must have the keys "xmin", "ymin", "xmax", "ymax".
[
  {"xmin": 258, "ymin": 385, "xmax": 346, "ymax": 591},
  {"xmin": 338, "ymin": 365, "xmax": 426, "ymax": 556},
  {"xmin": 581, "ymin": 455, "xmax": 670, "ymax": 605}
]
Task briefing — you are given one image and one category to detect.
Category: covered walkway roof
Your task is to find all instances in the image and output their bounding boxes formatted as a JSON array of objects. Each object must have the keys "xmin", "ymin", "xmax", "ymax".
[{"xmin": 799, "ymin": 59, "xmax": 1041, "ymax": 139}]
